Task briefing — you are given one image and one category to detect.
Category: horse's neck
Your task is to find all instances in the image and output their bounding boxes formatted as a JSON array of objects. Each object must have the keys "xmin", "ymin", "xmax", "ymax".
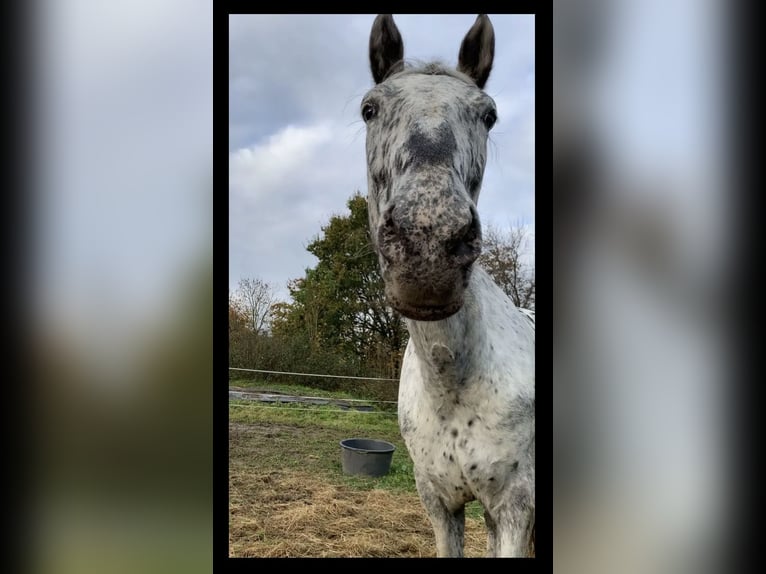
[{"xmin": 405, "ymin": 269, "xmax": 488, "ymax": 386}]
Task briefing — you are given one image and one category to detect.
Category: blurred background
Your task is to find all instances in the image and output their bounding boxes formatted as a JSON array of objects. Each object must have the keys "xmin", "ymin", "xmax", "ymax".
[
  {"xmin": 554, "ymin": 0, "xmax": 735, "ymax": 573},
  {"xmin": 19, "ymin": 0, "xmax": 737, "ymax": 571},
  {"xmin": 24, "ymin": 0, "xmax": 212, "ymax": 572}
]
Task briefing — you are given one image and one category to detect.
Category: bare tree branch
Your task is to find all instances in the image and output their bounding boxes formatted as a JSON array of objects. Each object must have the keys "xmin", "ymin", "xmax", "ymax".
[
  {"xmin": 234, "ymin": 278, "xmax": 277, "ymax": 334},
  {"xmin": 478, "ymin": 223, "xmax": 535, "ymax": 310}
]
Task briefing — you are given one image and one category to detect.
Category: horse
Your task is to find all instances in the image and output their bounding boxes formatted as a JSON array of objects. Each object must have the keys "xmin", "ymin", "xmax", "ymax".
[{"xmin": 361, "ymin": 14, "xmax": 535, "ymax": 557}]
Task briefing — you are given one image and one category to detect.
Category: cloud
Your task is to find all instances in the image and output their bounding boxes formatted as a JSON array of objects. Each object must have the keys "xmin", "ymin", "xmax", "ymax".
[
  {"xmin": 228, "ymin": 15, "xmax": 372, "ymax": 151},
  {"xmin": 229, "ymin": 120, "xmax": 368, "ymax": 299},
  {"xmin": 230, "ymin": 123, "xmax": 335, "ymax": 190},
  {"xmin": 229, "ymin": 14, "xmax": 535, "ymax": 300},
  {"xmin": 37, "ymin": 0, "xmax": 213, "ymax": 339}
]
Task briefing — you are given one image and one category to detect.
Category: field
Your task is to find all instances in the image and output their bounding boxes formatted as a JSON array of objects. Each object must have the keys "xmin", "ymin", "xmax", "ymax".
[{"xmin": 228, "ymin": 379, "xmax": 489, "ymax": 557}]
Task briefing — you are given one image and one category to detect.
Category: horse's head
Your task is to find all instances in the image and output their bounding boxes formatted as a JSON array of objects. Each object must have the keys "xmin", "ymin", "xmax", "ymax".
[{"xmin": 363, "ymin": 14, "xmax": 496, "ymax": 321}]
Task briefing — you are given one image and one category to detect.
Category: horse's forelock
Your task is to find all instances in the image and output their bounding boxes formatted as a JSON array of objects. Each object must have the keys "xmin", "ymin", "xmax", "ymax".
[{"xmin": 382, "ymin": 60, "xmax": 480, "ymax": 88}]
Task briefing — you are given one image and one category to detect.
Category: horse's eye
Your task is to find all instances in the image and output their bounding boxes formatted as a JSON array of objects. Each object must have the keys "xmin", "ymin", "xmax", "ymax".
[
  {"xmin": 482, "ymin": 109, "xmax": 497, "ymax": 130},
  {"xmin": 362, "ymin": 102, "xmax": 378, "ymax": 122}
]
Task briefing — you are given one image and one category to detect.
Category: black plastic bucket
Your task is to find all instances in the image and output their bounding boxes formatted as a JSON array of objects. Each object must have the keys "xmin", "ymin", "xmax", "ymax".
[{"xmin": 339, "ymin": 438, "xmax": 396, "ymax": 477}]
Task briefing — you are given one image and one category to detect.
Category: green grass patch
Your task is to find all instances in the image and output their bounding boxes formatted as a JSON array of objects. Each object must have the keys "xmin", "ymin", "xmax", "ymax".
[
  {"xmin": 229, "ymin": 399, "xmax": 485, "ymax": 522},
  {"xmin": 229, "ymin": 400, "xmax": 399, "ymax": 436}
]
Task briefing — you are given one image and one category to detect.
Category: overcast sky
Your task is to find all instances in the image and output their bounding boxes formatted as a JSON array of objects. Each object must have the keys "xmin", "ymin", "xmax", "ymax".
[{"xmin": 229, "ymin": 14, "xmax": 535, "ymax": 301}]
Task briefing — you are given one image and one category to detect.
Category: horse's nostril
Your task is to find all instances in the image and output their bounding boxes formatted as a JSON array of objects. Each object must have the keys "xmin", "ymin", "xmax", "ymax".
[
  {"xmin": 378, "ymin": 205, "xmax": 402, "ymax": 263},
  {"xmin": 380, "ymin": 205, "xmax": 400, "ymax": 237},
  {"xmin": 382, "ymin": 203, "xmax": 413, "ymax": 238},
  {"xmin": 449, "ymin": 240, "xmax": 477, "ymax": 259},
  {"xmin": 447, "ymin": 208, "xmax": 482, "ymax": 262}
]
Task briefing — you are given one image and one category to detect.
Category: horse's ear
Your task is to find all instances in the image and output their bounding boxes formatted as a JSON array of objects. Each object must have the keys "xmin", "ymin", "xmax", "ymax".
[
  {"xmin": 369, "ymin": 14, "xmax": 404, "ymax": 84},
  {"xmin": 457, "ymin": 14, "xmax": 495, "ymax": 89}
]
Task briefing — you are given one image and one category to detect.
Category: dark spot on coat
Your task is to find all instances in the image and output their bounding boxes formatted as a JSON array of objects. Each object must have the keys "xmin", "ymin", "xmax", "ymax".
[
  {"xmin": 489, "ymin": 477, "xmax": 495, "ymax": 481},
  {"xmin": 470, "ymin": 464, "xmax": 477, "ymax": 470},
  {"xmin": 511, "ymin": 461, "xmax": 519, "ymax": 471},
  {"xmin": 451, "ymin": 429, "xmax": 458, "ymax": 437},
  {"xmin": 449, "ymin": 454, "xmax": 454, "ymax": 461},
  {"xmin": 405, "ymin": 123, "xmax": 457, "ymax": 167},
  {"xmin": 468, "ymin": 419, "xmax": 474, "ymax": 427}
]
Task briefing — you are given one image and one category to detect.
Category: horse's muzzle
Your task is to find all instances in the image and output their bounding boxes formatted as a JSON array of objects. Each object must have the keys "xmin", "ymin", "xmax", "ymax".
[{"xmin": 374, "ymin": 180, "xmax": 482, "ymax": 320}]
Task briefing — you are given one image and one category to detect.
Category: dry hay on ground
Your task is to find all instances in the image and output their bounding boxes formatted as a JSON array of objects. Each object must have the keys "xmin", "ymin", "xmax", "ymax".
[{"xmin": 229, "ymin": 468, "xmax": 487, "ymax": 557}]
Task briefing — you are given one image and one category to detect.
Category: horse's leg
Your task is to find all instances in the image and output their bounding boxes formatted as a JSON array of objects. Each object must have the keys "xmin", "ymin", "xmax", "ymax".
[
  {"xmin": 415, "ymin": 478, "xmax": 465, "ymax": 557},
  {"xmin": 484, "ymin": 508, "xmax": 498, "ymax": 557},
  {"xmin": 493, "ymin": 488, "xmax": 535, "ymax": 557},
  {"xmin": 494, "ymin": 512, "xmax": 534, "ymax": 556}
]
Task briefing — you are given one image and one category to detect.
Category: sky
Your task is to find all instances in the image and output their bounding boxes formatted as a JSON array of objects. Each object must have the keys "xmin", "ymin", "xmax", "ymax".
[
  {"xmin": 229, "ymin": 14, "xmax": 536, "ymax": 301},
  {"xmin": 36, "ymin": 0, "xmax": 213, "ymax": 360}
]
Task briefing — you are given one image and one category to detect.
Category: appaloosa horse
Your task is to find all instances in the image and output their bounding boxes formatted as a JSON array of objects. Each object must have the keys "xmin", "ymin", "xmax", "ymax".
[{"xmin": 361, "ymin": 14, "xmax": 535, "ymax": 557}]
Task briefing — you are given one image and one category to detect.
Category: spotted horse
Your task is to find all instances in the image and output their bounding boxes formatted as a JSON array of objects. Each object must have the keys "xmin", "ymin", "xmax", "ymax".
[{"xmin": 361, "ymin": 14, "xmax": 535, "ymax": 557}]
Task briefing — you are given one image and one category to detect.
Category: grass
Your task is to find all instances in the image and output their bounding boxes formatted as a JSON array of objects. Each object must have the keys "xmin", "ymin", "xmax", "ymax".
[
  {"xmin": 229, "ymin": 400, "xmax": 398, "ymax": 436},
  {"xmin": 229, "ymin": 382, "xmax": 488, "ymax": 556},
  {"xmin": 230, "ymin": 378, "xmax": 364, "ymax": 401}
]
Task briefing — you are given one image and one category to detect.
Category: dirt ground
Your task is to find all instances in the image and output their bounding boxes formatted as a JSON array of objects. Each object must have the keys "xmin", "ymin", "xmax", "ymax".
[{"xmin": 229, "ymin": 421, "xmax": 488, "ymax": 557}]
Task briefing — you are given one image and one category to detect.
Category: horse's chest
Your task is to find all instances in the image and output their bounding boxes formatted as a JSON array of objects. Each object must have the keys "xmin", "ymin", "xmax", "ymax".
[{"xmin": 402, "ymin": 399, "xmax": 518, "ymax": 507}]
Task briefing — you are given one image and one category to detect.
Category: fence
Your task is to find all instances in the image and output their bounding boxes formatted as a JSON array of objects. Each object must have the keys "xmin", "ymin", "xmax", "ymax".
[{"xmin": 229, "ymin": 367, "xmax": 400, "ymax": 416}]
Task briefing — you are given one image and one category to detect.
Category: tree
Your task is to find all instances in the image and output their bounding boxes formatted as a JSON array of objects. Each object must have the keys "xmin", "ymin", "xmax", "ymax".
[
  {"xmin": 233, "ymin": 278, "xmax": 276, "ymax": 334},
  {"xmin": 229, "ymin": 291, "xmax": 247, "ymax": 333},
  {"xmin": 478, "ymin": 223, "xmax": 536, "ymax": 310},
  {"xmin": 271, "ymin": 192, "xmax": 408, "ymax": 378}
]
